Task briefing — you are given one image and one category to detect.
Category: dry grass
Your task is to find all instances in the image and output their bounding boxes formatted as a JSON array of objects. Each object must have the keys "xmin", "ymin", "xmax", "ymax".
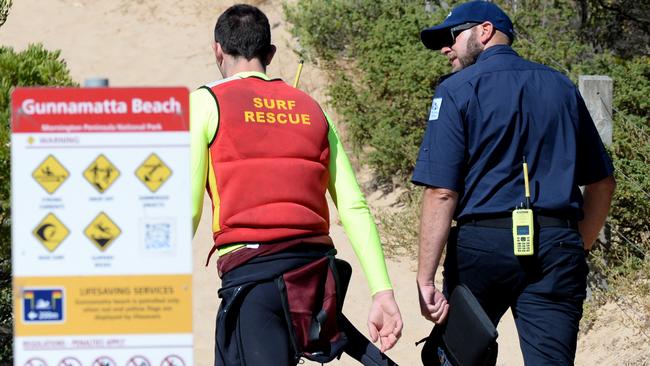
[
  {"xmin": 375, "ymin": 190, "xmax": 421, "ymax": 259},
  {"xmin": 584, "ymin": 246, "xmax": 650, "ymax": 333}
]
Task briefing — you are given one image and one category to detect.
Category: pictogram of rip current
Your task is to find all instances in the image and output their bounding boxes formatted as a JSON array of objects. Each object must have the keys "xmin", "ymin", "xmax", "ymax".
[
  {"xmin": 32, "ymin": 155, "xmax": 70, "ymax": 194},
  {"xmin": 32, "ymin": 213, "xmax": 69, "ymax": 252},
  {"xmin": 135, "ymin": 153, "xmax": 172, "ymax": 193},
  {"xmin": 83, "ymin": 154, "xmax": 120, "ymax": 193},
  {"xmin": 84, "ymin": 212, "xmax": 121, "ymax": 251}
]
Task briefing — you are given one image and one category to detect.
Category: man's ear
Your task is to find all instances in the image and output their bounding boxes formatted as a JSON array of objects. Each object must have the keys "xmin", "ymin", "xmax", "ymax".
[
  {"xmin": 213, "ymin": 42, "xmax": 224, "ymax": 65},
  {"xmin": 263, "ymin": 45, "xmax": 277, "ymax": 66},
  {"xmin": 478, "ymin": 22, "xmax": 495, "ymax": 45}
]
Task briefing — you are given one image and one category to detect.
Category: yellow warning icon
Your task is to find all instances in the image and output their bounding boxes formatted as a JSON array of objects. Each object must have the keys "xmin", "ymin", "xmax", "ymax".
[
  {"xmin": 84, "ymin": 212, "xmax": 121, "ymax": 251},
  {"xmin": 83, "ymin": 154, "xmax": 120, "ymax": 193},
  {"xmin": 32, "ymin": 155, "xmax": 69, "ymax": 194},
  {"xmin": 33, "ymin": 213, "xmax": 69, "ymax": 252},
  {"xmin": 135, "ymin": 153, "xmax": 172, "ymax": 193}
]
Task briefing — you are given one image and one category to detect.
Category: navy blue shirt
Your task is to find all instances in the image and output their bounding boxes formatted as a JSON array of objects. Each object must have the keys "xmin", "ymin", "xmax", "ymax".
[{"xmin": 412, "ymin": 45, "xmax": 614, "ymax": 220}]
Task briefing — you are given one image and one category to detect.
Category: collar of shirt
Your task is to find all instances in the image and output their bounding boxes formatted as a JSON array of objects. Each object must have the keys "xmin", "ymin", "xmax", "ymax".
[
  {"xmin": 233, "ymin": 71, "xmax": 271, "ymax": 80},
  {"xmin": 476, "ymin": 44, "xmax": 519, "ymax": 63},
  {"xmin": 438, "ymin": 45, "xmax": 518, "ymax": 83}
]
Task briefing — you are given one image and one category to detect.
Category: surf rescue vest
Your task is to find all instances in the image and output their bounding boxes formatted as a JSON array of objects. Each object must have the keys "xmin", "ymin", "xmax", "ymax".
[{"xmin": 205, "ymin": 76, "xmax": 331, "ymax": 248}]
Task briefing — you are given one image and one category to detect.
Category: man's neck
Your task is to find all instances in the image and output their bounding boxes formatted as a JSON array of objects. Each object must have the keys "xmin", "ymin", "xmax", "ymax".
[
  {"xmin": 222, "ymin": 57, "xmax": 266, "ymax": 78},
  {"xmin": 483, "ymin": 38, "xmax": 509, "ymax": 50}
]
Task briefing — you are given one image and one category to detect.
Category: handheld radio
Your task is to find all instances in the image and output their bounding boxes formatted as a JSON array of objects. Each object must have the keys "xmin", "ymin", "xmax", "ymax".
[{"xmin": 512, "ymin": 157, "xmax": 534, "ymax": 256}]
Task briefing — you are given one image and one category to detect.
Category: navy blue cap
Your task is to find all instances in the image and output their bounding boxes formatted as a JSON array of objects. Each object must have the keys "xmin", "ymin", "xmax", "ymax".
[{"xmin": 420, "ymin": 1, "xmax": 515, "ymax": 50}]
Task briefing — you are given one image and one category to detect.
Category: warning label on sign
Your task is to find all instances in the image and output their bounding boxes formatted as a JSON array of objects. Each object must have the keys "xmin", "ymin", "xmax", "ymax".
[
  {"xmin": 135, "ymin": 154, "xmax": 172, "ymax": 193},
  {"xmin": 58, "ymin": 357, "xmax": 81, "ymax": 366},
  {"xmin": 33, "ymin": 213, "xmax": 69, "ymax": 252},
  {"xmin": 93, "ymin": 356, "xmax": 117, "ymax": 366},
  {"xmin": 83, "ymin": 154, "xmax": 120, "ymax": 193},
  {"xmin": 161, "ymin": 355, "xmax": 185, "ymax": 366},
  {"xmin": 24, "ymin": 357, "xmax": 47, "ymax": 366},
  {"xmin": 32, "ymin": 155, "xmax": 69, "ymax": 194},
  {"xmin": 15, "ymin": 276, "xmax": 192, "ymax": 336},
  {"xmin": 22, "ymin": 288, "xmax": 64, "ymax": 324},
  {"xmin": 84, "ymin": 212, "xmax": 121, "ymax": 251},
  {"xmin": 127, "ymin": 355, "xmax": 150, "ymax": 366}
]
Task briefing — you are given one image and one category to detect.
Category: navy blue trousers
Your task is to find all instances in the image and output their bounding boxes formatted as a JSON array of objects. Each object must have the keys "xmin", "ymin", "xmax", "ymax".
[{"xmin": 443, "ymin": 225, "xmax": 588, "ymax": 365}]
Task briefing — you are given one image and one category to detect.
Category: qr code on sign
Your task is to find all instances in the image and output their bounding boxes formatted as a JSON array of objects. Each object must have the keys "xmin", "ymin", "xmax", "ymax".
[{"xmin": 145, "ymin": 222, "xmax": 172, "ymax": 251}]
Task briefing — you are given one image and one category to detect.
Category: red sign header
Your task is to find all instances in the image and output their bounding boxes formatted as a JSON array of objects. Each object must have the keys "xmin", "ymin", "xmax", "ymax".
[{"xmin": 11, "ymin": 87, "xmax": 189, "ymax": 133}]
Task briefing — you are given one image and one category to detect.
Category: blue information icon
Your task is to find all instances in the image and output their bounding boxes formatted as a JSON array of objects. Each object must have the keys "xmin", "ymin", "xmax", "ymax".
[{"xmin": 22, "ymin": 288, "xmax": 64, "ymax": 323}]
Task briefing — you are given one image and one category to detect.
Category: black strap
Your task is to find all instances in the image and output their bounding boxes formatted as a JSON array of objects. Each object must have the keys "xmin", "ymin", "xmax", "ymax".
[
  {"xmin": 458, "ymin": 215, "xmax": 577, "ymax": 229},
  {"xmin": 309, "ymin": 308, "xmax": 328, "ymax": 342},
  {"xmin": 335, "ymin": 260, "xmax": 399, "ymax": 365},
  {"xmin": 341, "ymin": 315, "xmax": 399, "ymax": 366}
]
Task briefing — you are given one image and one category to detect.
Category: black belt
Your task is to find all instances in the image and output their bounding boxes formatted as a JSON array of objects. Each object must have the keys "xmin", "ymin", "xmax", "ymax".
[{"xmin": 457, "ymin": 215, "xmax": 578, "ymax": 229}]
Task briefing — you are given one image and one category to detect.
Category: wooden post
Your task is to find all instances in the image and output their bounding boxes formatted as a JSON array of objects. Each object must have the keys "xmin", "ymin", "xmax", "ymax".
[
  {"xmin": 84, "ymin": 78, "xmax": 109, "ymax": 87},
  {"xmin": 579, "ymin": 76, "xmax": 613, "ymax": 280},
  {"xmin": 578, "ymin": 75, "xmax": 613, "ymax": 146}
]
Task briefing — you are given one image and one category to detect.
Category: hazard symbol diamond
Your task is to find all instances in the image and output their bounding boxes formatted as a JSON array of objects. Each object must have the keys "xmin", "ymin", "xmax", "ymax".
[
  {"xmin": 84, "ymin": 212, "xmax": 121, "ymax": 251},
  {"xmin": 33, "ymin": 213, "xmax": 69, "ymax": 252},
  {"xmin": 83, "ymin": 154, "xmax": 120, "ymax": 193},
  {"xmin": 135, "ymin": 153, "xmax": 172, "ymax": 193},
  {"xmin": 32, "ymin": 155, "xmax": 69, "ymax": 194}
]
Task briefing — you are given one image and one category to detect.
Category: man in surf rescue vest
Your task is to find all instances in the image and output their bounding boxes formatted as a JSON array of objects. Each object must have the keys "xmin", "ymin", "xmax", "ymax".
[{"xmin": 191, "ymin": 4, "xmax": 403, "ymax": 365}]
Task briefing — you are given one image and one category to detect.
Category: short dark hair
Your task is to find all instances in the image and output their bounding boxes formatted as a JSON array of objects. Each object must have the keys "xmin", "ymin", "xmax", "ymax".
[{"xmin": 214, "ymin": 4, "xmax": 272, "ymax": 61}]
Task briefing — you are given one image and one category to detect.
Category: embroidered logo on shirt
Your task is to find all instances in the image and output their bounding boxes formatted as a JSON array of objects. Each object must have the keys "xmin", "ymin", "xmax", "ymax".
[{"xmin": 429, "ymin": 98, "xmax": 442, "ymax": 121}]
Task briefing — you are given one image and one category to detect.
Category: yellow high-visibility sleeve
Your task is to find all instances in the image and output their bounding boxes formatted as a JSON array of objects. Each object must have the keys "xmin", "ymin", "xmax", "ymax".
[
  {"xmin": 326, "ymin": 114, "xmax": 393, "ymax": 295},
  {"xmin": 190, "ymin": 87, "xmax": 217, "ymax": 234}
]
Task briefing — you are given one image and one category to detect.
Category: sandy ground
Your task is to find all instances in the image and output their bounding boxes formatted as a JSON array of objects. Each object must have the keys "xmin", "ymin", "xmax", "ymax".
[{"xmin": 3, "ymin": 0, "xmax": 649, "ymax": 365}]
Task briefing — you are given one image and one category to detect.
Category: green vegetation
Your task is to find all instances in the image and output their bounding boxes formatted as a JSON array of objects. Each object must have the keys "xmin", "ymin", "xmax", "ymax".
[
  {"xmin": 0, "ymin": 0, "xmax": 10, "ymax": 28},
  {"xmin": 0, "ymin": 43, "xmax": 76, "ymax": 362},
  {"xmin": 0, "ymin": 0, "xmax": 11, "ymax": 358},
  {"xmin": 285, "ymin": 0, "xmax": 650, "ymax": 326}
]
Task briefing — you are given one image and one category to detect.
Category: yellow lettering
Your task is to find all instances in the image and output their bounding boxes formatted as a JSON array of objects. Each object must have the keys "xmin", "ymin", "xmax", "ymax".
[
  {"xmin": 263, "ymin": 98, "xmax": 275, "ymax": 109},
  {"xmin": 287, "ymin": 100, "xmax": 296, "ymax": 110},
  {"xmin": 255, "ymin": 111, "xmax": 266, "ymax": 123},
  {"xmin": 245, "ymin": 108, "xmax": 313, "ymax": 126},
  {"xmin": 244, "ymin": 111, "xmax": 255, "ymax": 122},
  {"xmin": 253, "ymin": 97, "xmax": 263, "ymax": 109}
]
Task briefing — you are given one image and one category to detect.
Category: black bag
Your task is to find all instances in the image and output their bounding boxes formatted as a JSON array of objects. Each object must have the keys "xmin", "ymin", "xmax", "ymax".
[{"xmin": 420, "ymin": 285, "xmax": 498, "ymax": 366}]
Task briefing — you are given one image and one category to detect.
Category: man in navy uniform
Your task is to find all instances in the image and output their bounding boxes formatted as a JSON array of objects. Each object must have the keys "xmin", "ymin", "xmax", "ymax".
[{"xmin": 412, "ymin": 1, "xmax": 616, "ymax": 364}]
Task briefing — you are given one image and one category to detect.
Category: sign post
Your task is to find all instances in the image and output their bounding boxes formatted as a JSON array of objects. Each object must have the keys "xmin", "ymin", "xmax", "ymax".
[{"xmin": 11, "ymin": 87, "xmax": 192, "ymax": 366}]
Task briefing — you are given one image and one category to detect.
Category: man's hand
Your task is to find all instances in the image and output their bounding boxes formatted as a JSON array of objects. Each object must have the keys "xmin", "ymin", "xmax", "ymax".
[
  {"xmin": 367, "ymin": 289, "xmax": 403, "ymax": 353},
  {"xmin": 417, "ymin": 281, "xmax": 449, "ymax": 324},
  {"xmin": 580, "ymin": 175, "xmax": 616, "ymax": 249},
  {"xmin": 416, "ymin": 187, "xmax": 455, "ymax": 324}
]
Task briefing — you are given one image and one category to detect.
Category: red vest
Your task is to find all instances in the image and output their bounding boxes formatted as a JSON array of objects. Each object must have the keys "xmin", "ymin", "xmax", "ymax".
[{"xmin": 207, "ymin": 76, "xmax": 331, "ymax": 248}]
